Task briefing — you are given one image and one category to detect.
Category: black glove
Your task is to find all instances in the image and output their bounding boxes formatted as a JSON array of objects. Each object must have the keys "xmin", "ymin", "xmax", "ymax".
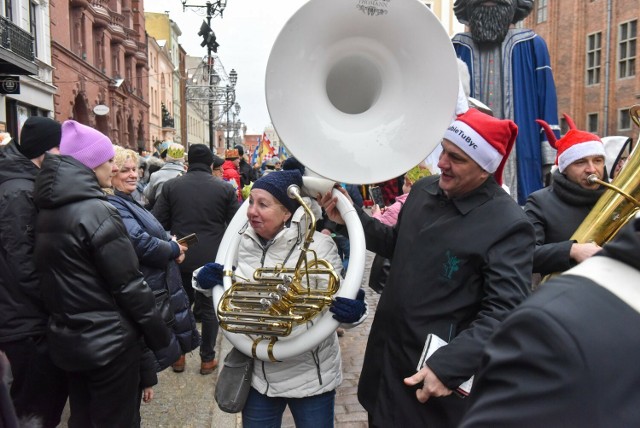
[
  {"xmin": 196, "ymin": 262, "xmax": 224, "ymax": 289},
  {"xmin": 330, "ymin": 289, "xmax": 366, "ymax": 323}
]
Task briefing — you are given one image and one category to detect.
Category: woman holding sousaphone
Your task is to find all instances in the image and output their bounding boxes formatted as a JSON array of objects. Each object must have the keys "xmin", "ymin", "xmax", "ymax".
[{"xmin": 195, "ymin": 170, "xmax": 367, "ymax": 427}]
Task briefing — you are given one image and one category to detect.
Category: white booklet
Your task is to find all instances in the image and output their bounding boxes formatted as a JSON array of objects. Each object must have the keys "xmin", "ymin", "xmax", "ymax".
[{"xmin": 416, "ymin": 333, "xmax": 474, "ymax": 397}]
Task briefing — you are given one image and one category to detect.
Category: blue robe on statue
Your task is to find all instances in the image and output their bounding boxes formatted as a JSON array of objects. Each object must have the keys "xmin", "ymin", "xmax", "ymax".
[{"xmin": 453, "ymin": 29, "xmax": 560, "ymax": 205}]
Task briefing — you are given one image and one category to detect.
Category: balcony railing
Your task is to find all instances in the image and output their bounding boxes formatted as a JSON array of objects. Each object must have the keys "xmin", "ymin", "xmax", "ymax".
[{"xmin": 0, "ymin": 15, "xmax": 35, "ymax": 62}]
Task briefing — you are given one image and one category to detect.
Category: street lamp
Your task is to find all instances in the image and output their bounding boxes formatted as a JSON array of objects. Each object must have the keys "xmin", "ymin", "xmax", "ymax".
[
  {"xmin": 226, "ymin": 69, "xmax": 238, "ymax": 149},
  {"xmin": 232, "ymin": 102, "xmax": 241, "ymax": 146},
  {"xmin": 182, "ymin": 0, "xmax": 227, "ymax": 151}
]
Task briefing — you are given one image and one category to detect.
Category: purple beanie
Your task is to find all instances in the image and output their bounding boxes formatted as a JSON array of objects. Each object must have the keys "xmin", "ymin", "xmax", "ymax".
[{"xmin": 60, "ymin": 120, "xmax": 114, "ymax": 169}]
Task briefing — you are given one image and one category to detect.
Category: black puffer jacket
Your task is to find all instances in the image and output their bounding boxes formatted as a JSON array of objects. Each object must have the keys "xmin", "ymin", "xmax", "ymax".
[
  {"xmin": 0, "ymin": 143, "xmax": 47, "ymax": 342},
  {"xmin": 33, "ymin": 154, "xmax": 170, "ymax": 371}
]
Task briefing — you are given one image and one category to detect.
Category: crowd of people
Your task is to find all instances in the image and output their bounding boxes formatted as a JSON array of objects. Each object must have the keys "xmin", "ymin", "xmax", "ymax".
[
  {"xmin": 0, "ymin": 95, "xmax": 637, "ymax": 427},
  {"xmin": 0, "ymin": 114, "xmax": 369, "ymax": 427},
  {"xmin": 3, "ymin": 0, "xmax": 639, "ymax": 426}
]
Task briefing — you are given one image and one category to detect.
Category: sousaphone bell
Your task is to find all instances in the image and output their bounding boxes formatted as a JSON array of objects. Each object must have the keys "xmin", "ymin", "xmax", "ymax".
[{"xmin": 212, "ymin": 0, "xmax": 460, "ymax": 362}]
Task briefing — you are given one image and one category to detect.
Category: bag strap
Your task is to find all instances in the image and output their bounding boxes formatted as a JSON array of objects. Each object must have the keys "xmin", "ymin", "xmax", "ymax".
[{"xmin": 565, "ymin": 256, "xmax": 640, "ymax": 314}]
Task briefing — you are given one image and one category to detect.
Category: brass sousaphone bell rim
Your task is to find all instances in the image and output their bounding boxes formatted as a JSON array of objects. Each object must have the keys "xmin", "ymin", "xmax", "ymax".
[{"xmin": 265, "ymin": 0, "xmax": 459, "ymax": 185}]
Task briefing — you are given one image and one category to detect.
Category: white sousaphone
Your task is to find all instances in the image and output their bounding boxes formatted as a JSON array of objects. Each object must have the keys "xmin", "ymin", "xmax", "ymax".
[{"xmin": 212, "ymin": 0, "xmax": 459, "ymax": 362}]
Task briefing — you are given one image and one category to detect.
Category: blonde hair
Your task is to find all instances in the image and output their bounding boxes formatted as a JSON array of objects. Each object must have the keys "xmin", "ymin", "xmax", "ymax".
[{"xmin": 113, "ymin": 145, "xmax": 139, "ymax": 170}]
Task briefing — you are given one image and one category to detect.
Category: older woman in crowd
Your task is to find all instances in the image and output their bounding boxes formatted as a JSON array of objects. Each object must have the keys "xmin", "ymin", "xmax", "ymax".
[
  {"xmin": 106, "ymin": 146, "xmax": 201, "ymax": 417},
  {"xmin": 33, "ymin": 121, "xmax": 170, "ymax": 427},
  {"xmin": 197, "ymin": 170, "xmax": 366, "ymax": 428}
]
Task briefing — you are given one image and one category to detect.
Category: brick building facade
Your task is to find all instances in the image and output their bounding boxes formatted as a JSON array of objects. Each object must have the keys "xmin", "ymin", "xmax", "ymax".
[
  {"xmin": 51, "ymin": 0, "xmax": 150, "ymax": 151},
  {"xmin": 523, "ymin": 0, "xmax": 638, "ymax": 141}
]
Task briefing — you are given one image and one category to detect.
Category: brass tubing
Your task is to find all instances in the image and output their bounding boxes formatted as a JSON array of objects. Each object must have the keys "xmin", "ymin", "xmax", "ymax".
[
  {"xmin": 217, "ymin": 188, "xmax": 342, "ymax": 340},
  {"xmin": 587, "ymin": 174, "xmax": 640, "ymax": 207}
]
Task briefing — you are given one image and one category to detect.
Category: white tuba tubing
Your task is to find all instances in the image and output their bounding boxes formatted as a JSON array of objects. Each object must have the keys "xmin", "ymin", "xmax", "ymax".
[{"xmin": 212, "ymin": 186, "xmax": 363, "ymax": 361}]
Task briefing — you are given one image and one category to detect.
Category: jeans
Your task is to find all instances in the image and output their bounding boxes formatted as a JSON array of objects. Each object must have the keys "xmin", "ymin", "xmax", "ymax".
[
  {"xmin": 242, "ymin": 387, "xmax": 335, "ymax": 428},
  {"xmin": 195, "ymin": 290, "xmax": 219, "ymax": 362},
  {"xmin": 332, "ymin": 234, "xmax": 350, "ymax": 274}
]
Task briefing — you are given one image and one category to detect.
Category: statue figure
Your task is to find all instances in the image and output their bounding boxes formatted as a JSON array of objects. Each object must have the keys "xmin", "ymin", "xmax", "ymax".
[{"xmin": 452, "ymin": 0, "xmax": 560, "ymax": 204}]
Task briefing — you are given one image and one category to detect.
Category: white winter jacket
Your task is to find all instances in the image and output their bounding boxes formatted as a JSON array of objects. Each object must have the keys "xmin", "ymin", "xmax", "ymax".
[{"xmin": 235, "ymin": 205, "xmax": 344, "ymax": 398}]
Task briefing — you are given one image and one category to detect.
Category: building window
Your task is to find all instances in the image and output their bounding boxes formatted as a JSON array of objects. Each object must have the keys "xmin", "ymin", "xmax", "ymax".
[
  {"xmin": 536, "ymin": 0, "xmax": 548, "ymax": 24},
  {"xmin": 112, "ymin": 52, "xmax": 120, "ymax": 77},
  {"xmin": 560, "ymin": 117, "xmax": 568, "ymax": 135},
  {"xmin": 618, "ymin": 20, "xmax": 637, "ymax": 79},
  {"xmin": 5, "ymin": 0, "xmax": 12, "ymax": 20},
  {"xmin": 619, "ymin": 108, "xmax": 631, "ymax": 131},
  {"xmin": 586, "ymin": 32, "xmax": 602, "ymax": 85},
  {"xmin": 29, "ymin": 1, "xmax": 37, "ymax": 56},
  {"xmin": 587, "ymin": 113, "xmax": 599, "ymax": 134}
]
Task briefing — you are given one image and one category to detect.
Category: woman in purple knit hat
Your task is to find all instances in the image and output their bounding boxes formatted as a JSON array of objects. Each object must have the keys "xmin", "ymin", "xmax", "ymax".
[{"xmin": 33, "ymin": 120, "xmax": 171, "ymax": 427}]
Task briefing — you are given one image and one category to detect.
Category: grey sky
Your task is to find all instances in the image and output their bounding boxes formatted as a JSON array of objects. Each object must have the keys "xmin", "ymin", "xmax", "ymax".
[{"xmin": 145, "ymin": 0, "xmax": 307, "ymax": 135}]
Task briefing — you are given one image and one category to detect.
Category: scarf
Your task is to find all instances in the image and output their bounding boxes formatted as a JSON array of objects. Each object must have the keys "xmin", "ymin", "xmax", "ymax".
[{"xmin": 551, "ymin": 170, "xmax": 605, "ymax": 207}]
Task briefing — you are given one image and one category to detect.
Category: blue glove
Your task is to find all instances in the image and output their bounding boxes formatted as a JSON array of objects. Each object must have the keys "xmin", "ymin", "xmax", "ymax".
[
  {"xmin": 196, "ymin": 262, "xmax": 224, "ymax": 289},
  {"xmin": 330, "ymin": 289, "xmax": 366, "ymax": 323}
]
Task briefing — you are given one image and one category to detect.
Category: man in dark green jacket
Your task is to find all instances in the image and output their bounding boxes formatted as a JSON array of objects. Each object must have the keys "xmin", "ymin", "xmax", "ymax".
[{"xmin": 321, "ymin": 108, "xmax": 534, "ymax": 427}]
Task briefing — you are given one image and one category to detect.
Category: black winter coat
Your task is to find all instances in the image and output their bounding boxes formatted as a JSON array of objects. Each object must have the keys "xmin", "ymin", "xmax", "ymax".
[
  {"xmin": 153, "ymin": 164, "xmax": 240, "ymax": 273},
  {"xmin": 238, "ymin": 158, "xmax": 255, "ymax": 187},
  {"xmin": 524, "ymin": 171, "xmax": 603, "ymax": 275},
  {"xmin": 357, "ymin": 175, "xmax": 534, "ymax": 427},
  {"xmin": 0, "ymin": 143, "xmax": 47, "ymax": 342},
  {"xmin": 33, "ymin": 154, "xmax": 170, "ymax": 371},
  {"xmin": 461, "ymin": 216, "xmax": 640, "ymax": 427},
  {"xmin": 107, "ymin": 191, "xmax": 200, "ymax": 370}
]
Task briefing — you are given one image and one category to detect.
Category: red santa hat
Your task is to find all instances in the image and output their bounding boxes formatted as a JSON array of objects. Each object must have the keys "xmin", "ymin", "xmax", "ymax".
[
  {"xmin": 536, "ymin": 114, "xmax": 605, "ymax": 173},
  {"xmin": 443, "ymin": 108, "xmax": 518, "ymax": 184}
]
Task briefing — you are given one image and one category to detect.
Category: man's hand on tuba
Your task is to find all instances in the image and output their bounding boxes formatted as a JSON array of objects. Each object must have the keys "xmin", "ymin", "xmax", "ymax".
[{"xmin": 318, "ymin": 185, "xmax": 351, "ymax": 225}]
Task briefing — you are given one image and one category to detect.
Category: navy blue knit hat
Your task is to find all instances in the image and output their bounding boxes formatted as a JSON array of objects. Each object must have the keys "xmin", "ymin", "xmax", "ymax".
[
  {"xmin": 281, "ymin": 157, "xmax": 306, "ymax": 175},
  {"xmin": 252, "ymin": 170, "xmax": 303, "ymax": 214}
]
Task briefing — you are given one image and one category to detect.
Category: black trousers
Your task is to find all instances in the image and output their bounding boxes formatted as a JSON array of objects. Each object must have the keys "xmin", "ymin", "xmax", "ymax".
[
  {"xmin": 0, "ymin": 336, "xmax": 68, "ymax": 428},
  {"xmin": 182, "ymin": 270, "xmax": 203, "ymax": 319},
  {"xmin": 182, "ymin": 271, "xmax": 217, "ymax": 361},
  {"xmin": 67, "ymin": 344, "xmax": 141, "ymax": 428}
]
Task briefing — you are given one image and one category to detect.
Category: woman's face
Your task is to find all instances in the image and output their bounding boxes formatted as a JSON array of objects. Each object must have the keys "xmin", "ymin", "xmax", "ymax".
[
  {"xmin": 111, "ymin": 158, "xmax": 139, "ymax": 194},
  {"xmin": 247, "ymin": 188, "xmax": 291, "ymax": 240},
  {"xmin": 94, "ymin": 158, "xmax": 118, "ymax": 188}
]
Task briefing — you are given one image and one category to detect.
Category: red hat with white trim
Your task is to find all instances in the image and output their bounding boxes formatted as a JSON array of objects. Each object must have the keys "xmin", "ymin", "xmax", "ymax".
[
  {"xmin": 443, "ymin": 108, "xmax": 518, "ymax": 185},
  {"xmin": 536, "ymin": 114, "xmax": 605, "ymax": 173}
]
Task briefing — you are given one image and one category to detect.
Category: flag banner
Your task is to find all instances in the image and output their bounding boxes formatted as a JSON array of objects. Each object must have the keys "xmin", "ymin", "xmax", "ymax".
[
  {"xmin": 250, "ymin": 139, "xmax": 259, "ymax": 165},
  {"xmin": 258, "ymin": 132, "xmax": 276, "ymax": 166},
  {"xmin": 278, "ymin": 144, "xmax": 288, "ymax": 161}
]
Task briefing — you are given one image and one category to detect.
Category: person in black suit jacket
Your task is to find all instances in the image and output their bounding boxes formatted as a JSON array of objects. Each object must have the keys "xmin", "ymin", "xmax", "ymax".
[{"xmin": 461, "ymin": 213, "xmax": 640, "ymax": 428}]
